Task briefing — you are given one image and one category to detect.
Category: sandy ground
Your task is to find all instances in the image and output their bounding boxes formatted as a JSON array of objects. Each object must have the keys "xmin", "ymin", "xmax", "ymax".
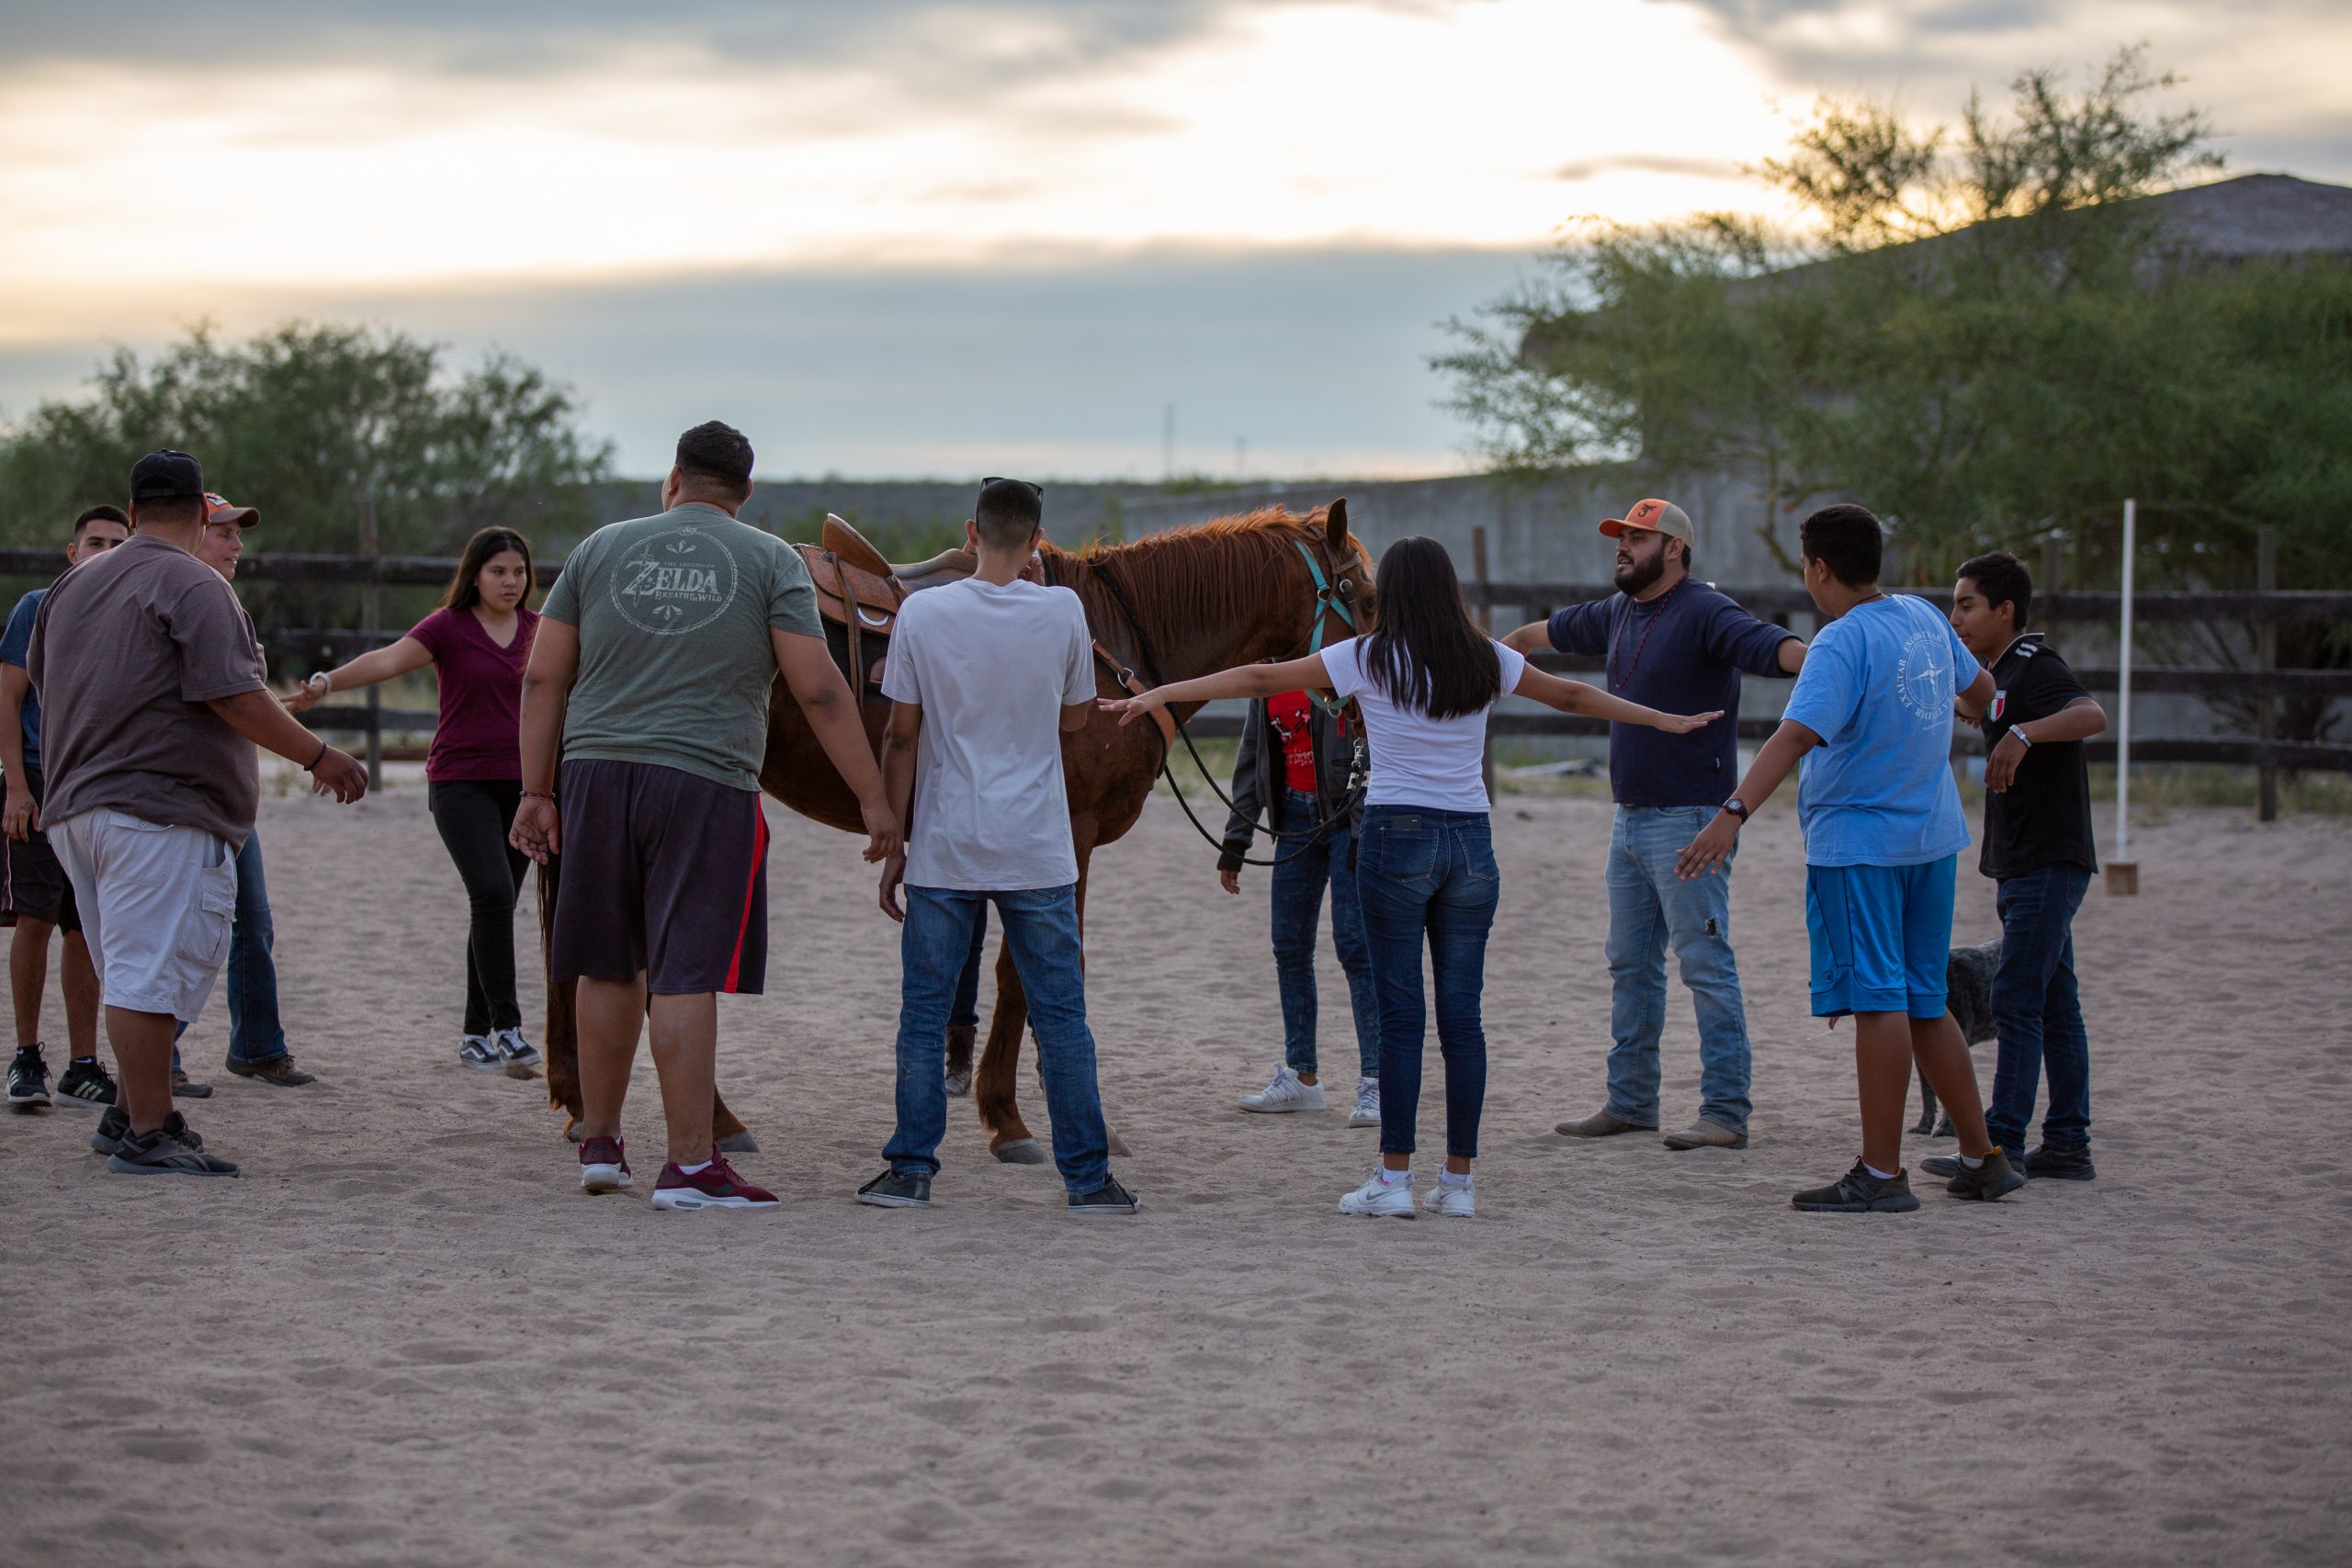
[{"xmin": 2, "ymin": 773, "xmax": 2348, "ymax": 1568}]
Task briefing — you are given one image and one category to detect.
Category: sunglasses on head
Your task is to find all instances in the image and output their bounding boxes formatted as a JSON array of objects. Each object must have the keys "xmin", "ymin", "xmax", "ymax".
[{"xmin": 982, "ymin": 476, "xmax": 1044, "ymax": 498}]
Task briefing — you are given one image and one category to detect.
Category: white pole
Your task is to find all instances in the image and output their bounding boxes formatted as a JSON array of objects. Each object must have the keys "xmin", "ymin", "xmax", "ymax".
[{"xmin": 2116, "ymin": 499, "xmax": 2135, "ymax": 862}]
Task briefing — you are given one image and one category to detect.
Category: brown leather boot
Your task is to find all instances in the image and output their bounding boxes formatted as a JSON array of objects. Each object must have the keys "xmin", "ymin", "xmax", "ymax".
[
  {"xmin": 1555, "ymin": 1110, "xmax": 1657, "ymax": 1138},
  {"xmin": 1662, "ymin": 1118, "xmax": 1748, "ymax": 1150}
]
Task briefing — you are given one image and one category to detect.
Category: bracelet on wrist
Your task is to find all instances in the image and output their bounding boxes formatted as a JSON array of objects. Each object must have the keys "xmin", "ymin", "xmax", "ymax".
[
  {"xmin": 2011, "ymin": 727, "xmax": 2032, "ymax": 749},
  {"xmin": 304, "ymin": 738, "xmax": 329, "ymax": 771},
  {"xmin": 522, "ymin": 788, "xmax": 557, "ymax": 802}
]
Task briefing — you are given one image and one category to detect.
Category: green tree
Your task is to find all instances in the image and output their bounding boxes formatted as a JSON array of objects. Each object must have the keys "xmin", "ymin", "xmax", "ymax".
[{"xmin": 0, "ymin": 321, "xmax": 615, "ymax": 629}]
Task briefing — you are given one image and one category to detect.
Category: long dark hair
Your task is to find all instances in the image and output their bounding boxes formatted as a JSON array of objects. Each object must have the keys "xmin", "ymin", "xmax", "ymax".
[
  {"xmin": 1359, "ymin": 536, "xmax": 1499, "ymax": 719},
  {"xmin": 443, "ymin": 527, "xmax": 535, "ymax": 614}
]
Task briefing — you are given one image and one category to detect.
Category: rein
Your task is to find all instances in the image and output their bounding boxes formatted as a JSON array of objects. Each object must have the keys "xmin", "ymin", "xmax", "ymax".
[{"xmin": 1054, "ymin": 541, "xmax": 1367, "ymax": 870}]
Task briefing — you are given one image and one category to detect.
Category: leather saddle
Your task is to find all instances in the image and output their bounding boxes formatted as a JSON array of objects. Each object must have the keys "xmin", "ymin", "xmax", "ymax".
[{"xmin": 797, "ymin": 513, "xmax": 976, "ymax": 692}]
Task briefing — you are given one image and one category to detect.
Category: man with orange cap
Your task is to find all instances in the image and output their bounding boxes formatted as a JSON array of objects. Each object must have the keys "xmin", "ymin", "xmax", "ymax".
[{"xmin": 1504, "ymin": 499, "xmax": 1805, "ymax": 1151}]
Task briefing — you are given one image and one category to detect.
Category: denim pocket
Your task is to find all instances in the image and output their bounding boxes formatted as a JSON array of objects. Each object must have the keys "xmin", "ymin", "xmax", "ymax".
[
  {"xmin": 1457, "ymin": 821, "xmax": 1499, "ymax": 885},
  {"xmin": 1369, "ymin": 823, "xmax": 1438, "ymax": 882}
]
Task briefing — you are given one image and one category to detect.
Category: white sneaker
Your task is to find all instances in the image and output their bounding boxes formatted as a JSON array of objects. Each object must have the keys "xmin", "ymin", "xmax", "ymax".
[
  {"xmin": 1348, "ymin": 1077, "xmax": 1381, "ymax": 1128},
  {"xmin": 1338, "ymin": 1168, "xmax": 1417, "ymax": 1218},
  {"xmin": 1239, "ymin": 1065, "xmax": 1326, "ymax": 1114},
  {"xmin": 458, "ymin": 1035, "xmax": 503, "ymax": 1071},
  {"xmin": 1423, "ymin": 1175, "xmax": 1476, "ymax": 1218}
]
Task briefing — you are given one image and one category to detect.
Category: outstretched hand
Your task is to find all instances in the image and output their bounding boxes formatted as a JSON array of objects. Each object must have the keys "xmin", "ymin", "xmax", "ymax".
[
  {"xmin": 1657, "ymin": 708, "xmax": 1725, "ymax": 735},
  {"xmin": 280, "ymin": 685, "xmax": 322, "ymax": 716},
  {"xmin": 1099, "ymin": 692, "xmax": 1167, "ymax": 728}
]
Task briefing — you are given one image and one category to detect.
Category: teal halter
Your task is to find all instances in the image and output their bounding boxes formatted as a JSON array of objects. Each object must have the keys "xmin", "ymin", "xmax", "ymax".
[{"xmin": 1295, "ymin": 538, "xmax": 1357, "ymax": 714}]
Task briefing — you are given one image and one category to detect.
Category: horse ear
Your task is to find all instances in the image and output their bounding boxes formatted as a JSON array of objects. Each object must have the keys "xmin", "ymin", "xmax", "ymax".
[{"xmin": 1326, "ymin": 497, "xmax": 1350, "ymax": 554}]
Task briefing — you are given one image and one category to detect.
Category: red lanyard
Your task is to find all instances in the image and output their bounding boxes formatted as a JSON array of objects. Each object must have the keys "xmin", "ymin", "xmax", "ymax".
[{"xmin": 1608, "ymin": 576, "xmax": 1686, "ymax": 687}]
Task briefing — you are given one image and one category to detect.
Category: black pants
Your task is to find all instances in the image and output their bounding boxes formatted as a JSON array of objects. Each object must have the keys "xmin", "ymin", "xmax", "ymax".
[{"xmin": 428, "ymin": 778, "xmax": 529, "ymax": 1036}]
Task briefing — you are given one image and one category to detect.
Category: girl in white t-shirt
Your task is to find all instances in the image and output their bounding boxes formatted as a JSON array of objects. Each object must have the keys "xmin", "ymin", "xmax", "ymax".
[{"xmin": 1107, "ymin": 536, "xmax": 1718, "ymax": 1217}]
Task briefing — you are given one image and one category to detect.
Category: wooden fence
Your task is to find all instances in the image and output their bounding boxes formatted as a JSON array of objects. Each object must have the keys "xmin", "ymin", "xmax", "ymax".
[{"xmin": 6, "ymin": 547, "xmax": 2346, "ymax": 791}]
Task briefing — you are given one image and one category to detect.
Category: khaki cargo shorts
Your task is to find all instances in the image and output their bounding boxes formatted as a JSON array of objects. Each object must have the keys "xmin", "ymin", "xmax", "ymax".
[{"xmin": 48, "ymin": 807, "xmax": 237, "ymax": 1024}]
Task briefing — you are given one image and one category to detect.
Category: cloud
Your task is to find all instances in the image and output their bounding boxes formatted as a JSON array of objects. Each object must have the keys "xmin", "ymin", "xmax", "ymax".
[{"xmin": 1555, "ymin": 154, "xmax": 1741, "ymax": 183}]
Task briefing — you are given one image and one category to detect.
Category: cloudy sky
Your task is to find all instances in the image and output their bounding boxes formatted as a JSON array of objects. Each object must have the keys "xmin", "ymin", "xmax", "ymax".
[{"xmin": 3, "ymin": 0, "xmax": 2345, "ymax": 478}]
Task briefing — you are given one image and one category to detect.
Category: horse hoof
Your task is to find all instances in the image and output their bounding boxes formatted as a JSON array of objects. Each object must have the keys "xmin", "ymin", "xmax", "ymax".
[
  {"xmin": 717, "ymin": 1131, "xmax": 761, "ymax": 1155},
  {"xmin": 992, "ymin": 1138, "xmax": 1050, "ymax": 1166},
  {"xmin": 562, "ymin": 1121, "xmax": 583, "ymax": 1145},
  {"xmin": 944, "ymin": 1068, "xmax": 973, "ymax": 1099},
  {"xmin": 1106, "ymin": 1128, "xmax": 1132, "ymax": 1157}
]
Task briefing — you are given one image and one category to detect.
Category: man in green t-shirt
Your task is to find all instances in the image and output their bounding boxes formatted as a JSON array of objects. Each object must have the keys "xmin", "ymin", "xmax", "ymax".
[{"xmin": 511, "ymin": 421, "xmax": 900, "ymax": 1212}]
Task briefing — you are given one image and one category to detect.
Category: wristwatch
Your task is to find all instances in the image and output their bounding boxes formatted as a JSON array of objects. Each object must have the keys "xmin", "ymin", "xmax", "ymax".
[{"xmin": 1723, "ymin": 797, "xmax": 1749, "ymax": 822}]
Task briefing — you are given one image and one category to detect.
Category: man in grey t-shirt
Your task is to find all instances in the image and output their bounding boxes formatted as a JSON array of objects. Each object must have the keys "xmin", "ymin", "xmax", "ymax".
[
  {"xmin": 29, "ymin": 449, "xmax": 367, "ymax": 1178},
  {"xmin": 512, "ymin": 420, "xmax": 899, "ymax": 1212}
]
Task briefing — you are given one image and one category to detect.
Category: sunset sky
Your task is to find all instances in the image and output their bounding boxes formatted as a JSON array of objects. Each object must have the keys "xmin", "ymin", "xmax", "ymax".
[{"xmin": 4, "ymin": 0, "xmax": 2346, "ymax": 478}]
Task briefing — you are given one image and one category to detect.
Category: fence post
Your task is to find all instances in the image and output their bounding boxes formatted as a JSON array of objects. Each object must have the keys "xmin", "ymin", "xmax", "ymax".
[
  {"xmin": 2256, "ymin": 525, "xmax": 2278, "ymax": 823},
  {"xmin": 1473, "ymin": 525, "xmax": 1495, "ymax": 800},
  {"xmin": 356, "ymin": 498, "xmax": 384, "ymax": 792},
  {"xmin": 2106, "ymin": 501, "xmax": 2139, "ymax": 896}
]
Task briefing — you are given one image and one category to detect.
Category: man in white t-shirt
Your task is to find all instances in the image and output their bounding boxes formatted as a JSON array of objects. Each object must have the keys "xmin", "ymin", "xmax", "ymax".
[{"xmin": 857, "ymin": 478, "xmax": 1137, "ymax": 1214}]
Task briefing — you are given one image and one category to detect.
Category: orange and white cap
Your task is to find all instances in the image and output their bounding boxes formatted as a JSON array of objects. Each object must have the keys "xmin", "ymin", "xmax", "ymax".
[
  {"xmin": 1599, "ymin": 498, "xmax": 1692, "ymax": 547},
  {"xmin": 203, "ymin": 491, "xmax": 260, "ymax": 529}
]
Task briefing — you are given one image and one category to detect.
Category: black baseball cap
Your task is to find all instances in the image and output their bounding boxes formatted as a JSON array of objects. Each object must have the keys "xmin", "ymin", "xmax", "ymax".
[{"xmin": 129, "ymin": 449, "xmax": 204, "ymax": 502}]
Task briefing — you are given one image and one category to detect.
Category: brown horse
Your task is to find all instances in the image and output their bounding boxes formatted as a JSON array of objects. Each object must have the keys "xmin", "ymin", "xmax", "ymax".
[{"xmin": 539, "ymin": 500, "xmax": 1370, "ymax": 1160}]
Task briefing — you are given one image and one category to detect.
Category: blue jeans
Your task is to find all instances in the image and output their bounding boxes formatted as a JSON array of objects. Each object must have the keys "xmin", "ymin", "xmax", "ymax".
[
  {"xmin": 1603, "ymin": 806, "xmax": 1753, "ymax": 1133},
  {"xmin": 886, "ymin": 885, "xmax": 1111, "ymax": 1194},
  {"xmin": 173, "ymin": 830, "xmax": 286, "ymax": 1067},
  {"xmin": 1270, "ymin": 788, "xmax": 1380, "ymax": 1079},
  {"xmin": 949, "ymin": 906, "xmax": 989, "ymax": 1029},
  {"xmin": 1985, "ymin": 863, "xmax": 2093, "ymax": 1156},
  {"xmin": 1355, "ymin": 806, "xmax": 1498, "ymax": 1160}
]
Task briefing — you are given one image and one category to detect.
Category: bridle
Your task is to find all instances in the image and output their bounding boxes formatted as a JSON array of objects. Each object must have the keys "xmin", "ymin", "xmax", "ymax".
[{"xmin": 1060, "ymin": 525, "xmax": 1373, "ymax": 868}]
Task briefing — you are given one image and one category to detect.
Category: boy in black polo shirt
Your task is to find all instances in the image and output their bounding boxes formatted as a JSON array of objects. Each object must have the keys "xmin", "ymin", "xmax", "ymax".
[{"xmin": 1932, "ymin": 551, "xmax": 2108, "ymax": 1181}]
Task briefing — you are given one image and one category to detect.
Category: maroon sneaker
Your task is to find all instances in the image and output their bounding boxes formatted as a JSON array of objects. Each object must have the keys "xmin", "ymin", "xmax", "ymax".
[
  {"xmin": 579, "ymin": 1135, "xmax": 632, "ymax": 1194},
  {"xmin": 651, "ymin": 1149, "xmax": 779, "ymax": 1212}
]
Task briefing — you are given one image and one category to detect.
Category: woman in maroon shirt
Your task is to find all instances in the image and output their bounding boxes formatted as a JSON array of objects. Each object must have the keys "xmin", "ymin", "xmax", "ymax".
[{"xmin": 286, "ymin": 528, "xmax": 541, "ymax": 1074}]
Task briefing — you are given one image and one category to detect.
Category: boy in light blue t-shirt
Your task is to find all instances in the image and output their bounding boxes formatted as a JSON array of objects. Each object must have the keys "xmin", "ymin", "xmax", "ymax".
[{"xmin": 1674, "ymin": 504, "xmax": 2026, "ymax": 1213}]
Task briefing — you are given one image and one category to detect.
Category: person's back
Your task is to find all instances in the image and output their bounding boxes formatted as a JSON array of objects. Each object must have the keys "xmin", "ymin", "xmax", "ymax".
[
  {"xmin": 1786, "ymin": 590, "xmax": 1973, "ymax": 869},
  {"xmin": 888, "ymin": 576, "xmax": 1090, "ymax": 891},
  {"xmin": 545, "ymin": 502, "xmax": 812, "ymax": 790}
]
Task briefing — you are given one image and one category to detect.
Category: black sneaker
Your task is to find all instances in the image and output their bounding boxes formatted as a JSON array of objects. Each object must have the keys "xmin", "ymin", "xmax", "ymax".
[
  {"xmin": 172, "ymin": 1066, "xmax": 214, "ymax": 1099},
  {"xmin": 854, "ymin": 1169, "xmax": 933, "ymax": 1208},
  {"xmin": 1919, "ymin": 1150, "xmax": 2023, "ymax": 1179},
  {"xmin": 1069, "ymin": 1177, "xmax": 1140, "ymax": 1213},
  {"xmin": 1792, "ymin": 1159, "xmax": 1920, "ymax": 1213},
  {"xmin": 226, "ymin": 1055, "xmax": 315, "ymax": 1088},
  {"xmin": 7, "ymin": 1044, "xmax": 51, "ymax": 1109},
  {"xmin": 1945, "ymin": 1147, "xmax": 2027, "ymax": 1201},
  {"xmin": 55, "ymin": 1057, "xmax": 118, "ymax": 1107},
  {"xmin": 2024, "ymin": 1143, "xmax": 2097, "ymax": 1182},
  {"xmin": 107, "ymin": 1112, "xmax": 237, "ymax": 1177},
  {"xmin": 89, "ymin": 1103, "xmax": 131, "ymax": 1156}
]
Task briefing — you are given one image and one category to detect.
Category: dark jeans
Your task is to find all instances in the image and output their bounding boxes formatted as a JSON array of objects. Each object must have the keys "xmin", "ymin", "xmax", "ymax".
[
  {"xmin": 886, "ymin": 885, "xmax": 1111, "ymax": 1195},
  {"xmin": 1270, "ymin": 787, "xmax": 1380, "ymax": 1079},
  {"xmin": 1985, "ymin": 863, "xmax": 2093, "ymax": 1156},
  {"xmin": 172, "ymin": 829, "xmax": 285, "ymax": 1066},
  {"xmin": 950, "ymin": 906, "xmax": 989, "ymax": 1029},
  {"xmin": 429, "ymin": 779, "xmax": 528, "ymax": 1035},
  {"xmin": 1355, "ymin": 805, "xmax": 1499, "ymax": 1160}
]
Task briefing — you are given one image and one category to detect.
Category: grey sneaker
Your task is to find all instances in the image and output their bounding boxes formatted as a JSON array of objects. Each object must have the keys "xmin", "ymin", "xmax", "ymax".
[
  {"xmin": 1792, "ymin": 1159, "xmax": 1919, "ymax": 1213},
  {"xmin": 458, "ymin": 1035, "xmax": 503, "ymax": 1071},
  {"xmin": 492, "ymin": 1027, "xmax": 542, "ymax": 1070},
  {"xmin": 855, "ymin": 1169, "xmax": 933, "ymax": 1208},
  {"xmin": 89, "ymin": 1103, "xmax": 130, "ymax": 1156},
  {"xmin": 1944, "ymin": 1146, "xmax": 2027, "ymax": 1201},
  {"xmin": 107, "ymin": 1112, "xmax": 238, "ymax": 1177}
]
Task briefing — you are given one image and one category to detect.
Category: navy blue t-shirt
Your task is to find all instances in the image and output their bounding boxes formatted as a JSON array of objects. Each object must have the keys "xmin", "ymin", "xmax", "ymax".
[
  {"xmin": 1547, "ymin": 581, "xmax": 1798, "ymax": 808},
  {"xmin": 0, "ymin": 589, "xmax": 45, "ymax": 772}
]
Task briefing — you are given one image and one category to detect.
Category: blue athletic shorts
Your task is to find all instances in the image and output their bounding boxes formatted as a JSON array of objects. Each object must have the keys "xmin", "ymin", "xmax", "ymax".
[{"xmin": 1805, "ymin": 856, "xmax": 1958, "ymax": 1021}]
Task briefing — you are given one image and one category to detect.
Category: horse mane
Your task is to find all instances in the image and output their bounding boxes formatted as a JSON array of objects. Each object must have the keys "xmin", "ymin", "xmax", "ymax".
[{"xmin": 1042, "ymin": 505, "xmax": 1340, "ymax": 663}]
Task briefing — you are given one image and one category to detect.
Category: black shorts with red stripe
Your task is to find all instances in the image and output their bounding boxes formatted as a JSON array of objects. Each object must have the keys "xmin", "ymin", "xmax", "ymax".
[{"xmin": 550, "ymin": 759, "xmax": 769, "ymax": 996}]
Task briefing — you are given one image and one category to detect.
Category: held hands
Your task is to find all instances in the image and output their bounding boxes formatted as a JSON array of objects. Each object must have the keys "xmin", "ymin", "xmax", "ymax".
[
  {"xmin": 1675, "ymin": 810, "xmax": 1741, "ymax": 881},
  {"xmin": 3, "ymin": 785, "xmax": 36, "ymax": 843},
  {"xmin": 1655, "ymin": 709, "xmax": 1725, "ymax": 734},
  {"xmin": 1985, "ymin": 729, "xmax": 2028, "ymax": 793},
  {"xmin": 878, "ymin": 852, "xmax": 907, "ymax": 922},
  {"xmin": 308, "ymin": 747, "xmax": 368, "ymax": 805},
  {"xmin": 1100, "ymin": 692, "xmax": 1168, "ymax": 727},
  {"xmin": 280, "ymin": 685, "xmax": 322, "ymax": 716},
  {"xmin": 509, "ymin": 795, "xmax": 560, "ymax": 863}
]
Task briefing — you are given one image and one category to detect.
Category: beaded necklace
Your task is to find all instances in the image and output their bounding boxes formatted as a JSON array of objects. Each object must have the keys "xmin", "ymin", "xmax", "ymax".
[{"xmin": 1609, "ymin": 574, "xmax": 1688, "ymax": 688}]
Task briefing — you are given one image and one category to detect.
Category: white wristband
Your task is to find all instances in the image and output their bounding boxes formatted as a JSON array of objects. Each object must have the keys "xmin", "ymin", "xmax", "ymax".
[{"xmin": 307, "ymin": 671, "xmax": 331, "ymax": 695}]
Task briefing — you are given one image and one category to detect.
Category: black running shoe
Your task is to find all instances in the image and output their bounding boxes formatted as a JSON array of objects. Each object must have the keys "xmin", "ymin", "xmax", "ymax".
[
  {"xmin": 1068, "ymin": 1177, "xmax": 1140, "ymax": 1213},
  {"xmin": 1944, "ymin": 1146, "xmax": 2027, "ymax": 1201},
  {"xmin": 107, "ymin": 1112, "xmax": 237, "ymax": 1177},
  {"xmin": 854, "ymin": 1169, "xmax": 933, "ymax": 1208},
  {"xmin": 7, "ymin": 1044, "xmax": 51, "ymax": 1109},
  {"xmin": 2024, "ymin": 1143, "xmax": 2097, "ymax": 1182},
  {"xmin": 55, "ymin": 1057, "xmax": 118, "ymax": 1107},
  {"xmin": 1792, "ymin": 1159, "xmax": 1920, "ymax": 1213},
  {"xmin": 89, "ymin": 1103, "xmax": 130, "ymax": 1156}
]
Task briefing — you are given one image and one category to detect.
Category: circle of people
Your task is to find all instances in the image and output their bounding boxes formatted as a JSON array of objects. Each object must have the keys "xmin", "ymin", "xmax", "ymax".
[{"xmin": 6, "ymin": 423, "xmax": 2106, "ymax": 1217}]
